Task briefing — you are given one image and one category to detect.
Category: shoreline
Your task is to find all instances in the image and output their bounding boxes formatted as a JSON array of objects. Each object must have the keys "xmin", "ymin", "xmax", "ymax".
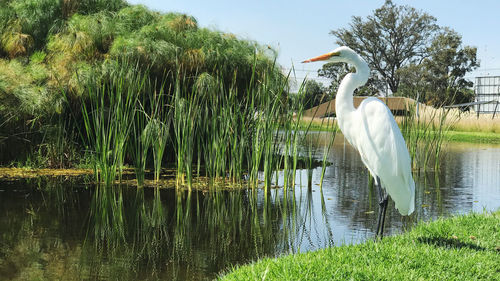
[
  {"xmin": 298, "ymin": 118, "xmax": 500, "ymax": 144},
  {"xmin": 219, "ymin": 210, "xmax": 500, "ymax": 280}
]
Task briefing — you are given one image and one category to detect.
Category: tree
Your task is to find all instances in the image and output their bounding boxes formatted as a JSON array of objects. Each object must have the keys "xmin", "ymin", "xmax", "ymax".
[
  {"xmin": 330, "ymin": 0, "xmax": 438, "ymax": 94},
  {"xmin": 422, "ymin": 28, "xmax": 478, "ymax": 106},
  {"xmin": 318, "ymin": 62, "xmax": 383, "ymax": 96},
  {"xmin": 397, "ymin": 28, "xmax": 479, "ymax": 106},
  {"xmin": 303, "ymin": 79, "xmax": 327, "ymax": 109}
]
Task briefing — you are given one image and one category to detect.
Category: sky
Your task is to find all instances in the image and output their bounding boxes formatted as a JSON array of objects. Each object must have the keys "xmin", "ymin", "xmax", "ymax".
[{"xmin": 127, "ymin": 0, "xmax": 500, "ymax": 87}]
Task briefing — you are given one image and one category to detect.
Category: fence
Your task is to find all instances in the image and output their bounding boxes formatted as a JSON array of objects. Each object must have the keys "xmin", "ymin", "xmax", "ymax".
[{"xmin": 475, "ymin": 76, "xmax": 500, "ymax": 114}]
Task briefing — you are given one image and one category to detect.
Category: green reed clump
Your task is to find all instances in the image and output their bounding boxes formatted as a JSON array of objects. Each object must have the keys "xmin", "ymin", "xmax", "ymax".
[
  {"xmin": 245, "ymin": 70, "xmax": 310, "ymax": 191},
  {"xmin": 145, "ymin": 81, "xmax": 172, "ymax": 183},
  {"xmin": 126, "ymin": 76, "xmax": 172, "ymax": 187},
  {"xmin": 252, "ymin": 79, "xmax": 283, "ymax": 191},
  {"xmin": 197, "ymin": 73, "xmax": 233, "ymax": 182},
  {"xmin": 172, "ymin": 76, "xmax": 200, "ymax": 190},
  {"xmin": 128, "ymin": 95, "xmax": 149, "ymax": 186},
  {"xmin": 280, "ymin": 79, "xmax": 309, "ymax": 190},
  {"xmin": 400, "ymin": 102, "xmax": 451, "ymax": 173},
  {"xmin": 171, "ymin": 64, "xmax": 306, "ymax": 191},
  {"xmin": 81, "ymin": 63, "xmax": 146, "ymax": 185},
  {"xmin": 75, "ymin": 50, "xmax": 310, "ymax": 192}
]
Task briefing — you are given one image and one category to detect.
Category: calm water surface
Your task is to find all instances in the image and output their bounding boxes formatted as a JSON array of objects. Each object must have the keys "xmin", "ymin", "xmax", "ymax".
[{"xmin": 1, "ymin": 134, "xmax": 499, "ymax": 280}]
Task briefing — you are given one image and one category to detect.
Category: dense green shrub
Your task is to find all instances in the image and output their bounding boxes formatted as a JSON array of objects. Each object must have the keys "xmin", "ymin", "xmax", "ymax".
[{"xmin": 0, "ymin": 1, "xmax": 283, "ymax": 166}]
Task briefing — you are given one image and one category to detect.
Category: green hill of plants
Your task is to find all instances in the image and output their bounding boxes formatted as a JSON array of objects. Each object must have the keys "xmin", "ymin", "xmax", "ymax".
[{"xmin": 0, "ymin": 0, "xmax": 284, "ymax": 168}]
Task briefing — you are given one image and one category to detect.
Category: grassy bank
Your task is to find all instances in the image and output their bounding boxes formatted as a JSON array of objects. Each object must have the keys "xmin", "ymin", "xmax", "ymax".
[
  {"xmin": 300, "ymin": 118, "xmax": 500, "ymax": 144},
  {"xmin": 443, "ymin": 130, "xmax": 500, "ymax": 144},
  {"xmin": 219, "ymin": 210, "xmax": 500, "ymax": 280}
]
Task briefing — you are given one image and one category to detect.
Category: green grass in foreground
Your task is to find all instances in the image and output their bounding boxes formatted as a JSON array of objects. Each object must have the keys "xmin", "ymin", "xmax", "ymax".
[{"xmin": 219, "ymin": 211, "xmax": 500, "ymax": 280}]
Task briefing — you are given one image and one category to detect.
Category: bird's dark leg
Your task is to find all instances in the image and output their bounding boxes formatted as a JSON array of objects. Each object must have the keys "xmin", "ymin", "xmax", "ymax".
[
  {"xmin": 375, "ymin": 176, "xmax": 389, "ymax": 240},
  {"xmin": 378, "ymin": 195, "xmax": 389, "ymax": 237}
]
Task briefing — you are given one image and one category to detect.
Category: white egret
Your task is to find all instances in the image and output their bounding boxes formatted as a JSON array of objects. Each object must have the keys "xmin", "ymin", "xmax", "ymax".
[{"xmin": 302, "ymin": 46, "xmax": 415, "ymax": 238}]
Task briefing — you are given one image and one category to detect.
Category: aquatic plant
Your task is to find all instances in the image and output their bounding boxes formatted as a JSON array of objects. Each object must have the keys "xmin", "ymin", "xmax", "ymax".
[
  {"xmin": 172, "ymin": 76, "xmax": 199, "ymax": 190},
  {"xmin": 0, "ymin": 1, "xmax": 281, "ymax": 168},
  {"xmin": 146, "ymin": 87, "xmax": 171, "ymax": 184},
  {"xmin": 128, "ymin": 95, "xmax": 149, "ymax": 187},
  {"xmin": 318, "ymin": 118, "xmax": 337, "ymax": 191},
  {"xmin": 400, "ymin": 102, "xmax": 451, "ymax": 173},
  {"xmin": 81, "ymin": 62, "xmax": 145, "ymax": 185}
]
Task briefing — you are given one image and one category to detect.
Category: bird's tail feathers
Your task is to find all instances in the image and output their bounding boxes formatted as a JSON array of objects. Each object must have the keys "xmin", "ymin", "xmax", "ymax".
[{"xmin": 397, "ymin": 179, "xmax": 415, "ymax": 216}]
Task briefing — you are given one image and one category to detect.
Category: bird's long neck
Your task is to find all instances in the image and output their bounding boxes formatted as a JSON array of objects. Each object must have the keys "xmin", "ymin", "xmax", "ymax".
[{"xmin": 335, "ymin": 57, "xmax": 370, "ymax": 119}]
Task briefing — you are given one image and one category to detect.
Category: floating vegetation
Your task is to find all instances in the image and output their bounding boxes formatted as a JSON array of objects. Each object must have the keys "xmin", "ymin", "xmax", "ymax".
[{"xmin": 0, "ymin": 167, "xmax": 93, "ymax": 179}]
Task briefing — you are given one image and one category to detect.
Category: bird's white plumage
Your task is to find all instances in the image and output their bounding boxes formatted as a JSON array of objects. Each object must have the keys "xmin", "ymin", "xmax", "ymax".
[
  {"xmin": 306, "ymin": 46, "xmax": 415, "ymax": 216},
  {"xmin": 344, "ymin": 98, "xmax": 415, "ymax": 215}
]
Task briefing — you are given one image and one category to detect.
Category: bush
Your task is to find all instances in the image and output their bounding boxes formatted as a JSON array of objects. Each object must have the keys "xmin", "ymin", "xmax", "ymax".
[{"xmin": 0, "ymin": 1, "xmax": 284, "ymax": 166}]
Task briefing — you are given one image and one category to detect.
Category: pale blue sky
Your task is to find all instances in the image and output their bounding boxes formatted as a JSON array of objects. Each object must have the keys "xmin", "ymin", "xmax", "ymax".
[{"xmin": 128, "ymin": 0, "xmax": 500, "ymax": 85}]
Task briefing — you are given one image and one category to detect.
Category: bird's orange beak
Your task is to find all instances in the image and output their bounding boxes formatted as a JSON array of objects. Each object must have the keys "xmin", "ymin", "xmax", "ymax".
[{"xmin": 302, "ymin": 51, "xmax": 339, "ymax": 63}]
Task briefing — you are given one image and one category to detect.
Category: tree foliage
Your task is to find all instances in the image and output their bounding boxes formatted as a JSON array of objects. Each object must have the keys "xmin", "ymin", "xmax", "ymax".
[
  {"xmin": 327, "ymin": 0, "xmax": 478, "ymax": 107},
  {"xmin": 397, "ymin": 28, "xmax": 479, "ymax": 106},
  {"xmin": 318, "ymin": 63, "xmax": 382, "ymax": 96},
  {"xmin": 303, "ymin": 79, "xmax": 327, "ymax": 109},
  {"xmin": 330, "ymin": 0, "xmax": 437, "ymax": 94}
]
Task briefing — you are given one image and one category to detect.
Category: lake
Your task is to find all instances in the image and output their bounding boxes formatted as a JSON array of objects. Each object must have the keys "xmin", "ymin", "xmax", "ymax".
[{"xmin": 1, "ymin": 133, "xmax": 499, "ymax": 280}]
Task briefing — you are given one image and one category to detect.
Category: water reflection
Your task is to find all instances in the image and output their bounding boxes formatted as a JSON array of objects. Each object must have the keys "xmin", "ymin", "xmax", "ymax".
[
  {"xmin": 299, "ymin": 133, "xmax": 500, "ymax": 241},
  {"xmin": 0, "ymin": 137, "xmax": 499, "ymax": 280}
]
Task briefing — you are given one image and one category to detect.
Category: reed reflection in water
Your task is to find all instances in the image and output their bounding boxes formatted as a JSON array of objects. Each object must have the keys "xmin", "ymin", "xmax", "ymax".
[
  {"xmin": 1, "ymin": 138, "xmax": 499, "ymax": 280},
  {"xmin": 0, "ymin": 179, "xmax": 336, "ymax": 280}
]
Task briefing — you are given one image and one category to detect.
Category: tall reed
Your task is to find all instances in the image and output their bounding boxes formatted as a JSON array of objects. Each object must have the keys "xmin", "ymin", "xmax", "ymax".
[
  {"xmin": 245, "ymin": 69, "xmax": 288, "ymax": 191},
  {"xmin": 81, "ymin": 62, "xmax": 146, "ymax": 185},
  {"xmin": 79, "ymin": 56, "xmax": 309, "ymax": 191},
  {"xmin": 128, "ymin": 94, "xmax": 149, "ymax": 187},
  {"xmin": 197, "ymin": 73, "xmax": 240, "ymax": 182},
  {"xmin": 172, "ymin": 76, "xmax": 199, "ymax": 190},
  {"xmin": 277, "ymin": 75, "xmax": 308, "ymax": 191},
  {"xmin": 400, "ymin": 102, "xmax": 450, "ymax": 173},
  {"xmin": 145, "ymin": 81, "xmax": 171, "ymax": 183},
  {"xmin": 190, "ymin": 64, "xmax": 304, "ymax": 191},
  {"xmin": 318, "ymin": 119, "xmax": 337, "ymax": 191}
]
